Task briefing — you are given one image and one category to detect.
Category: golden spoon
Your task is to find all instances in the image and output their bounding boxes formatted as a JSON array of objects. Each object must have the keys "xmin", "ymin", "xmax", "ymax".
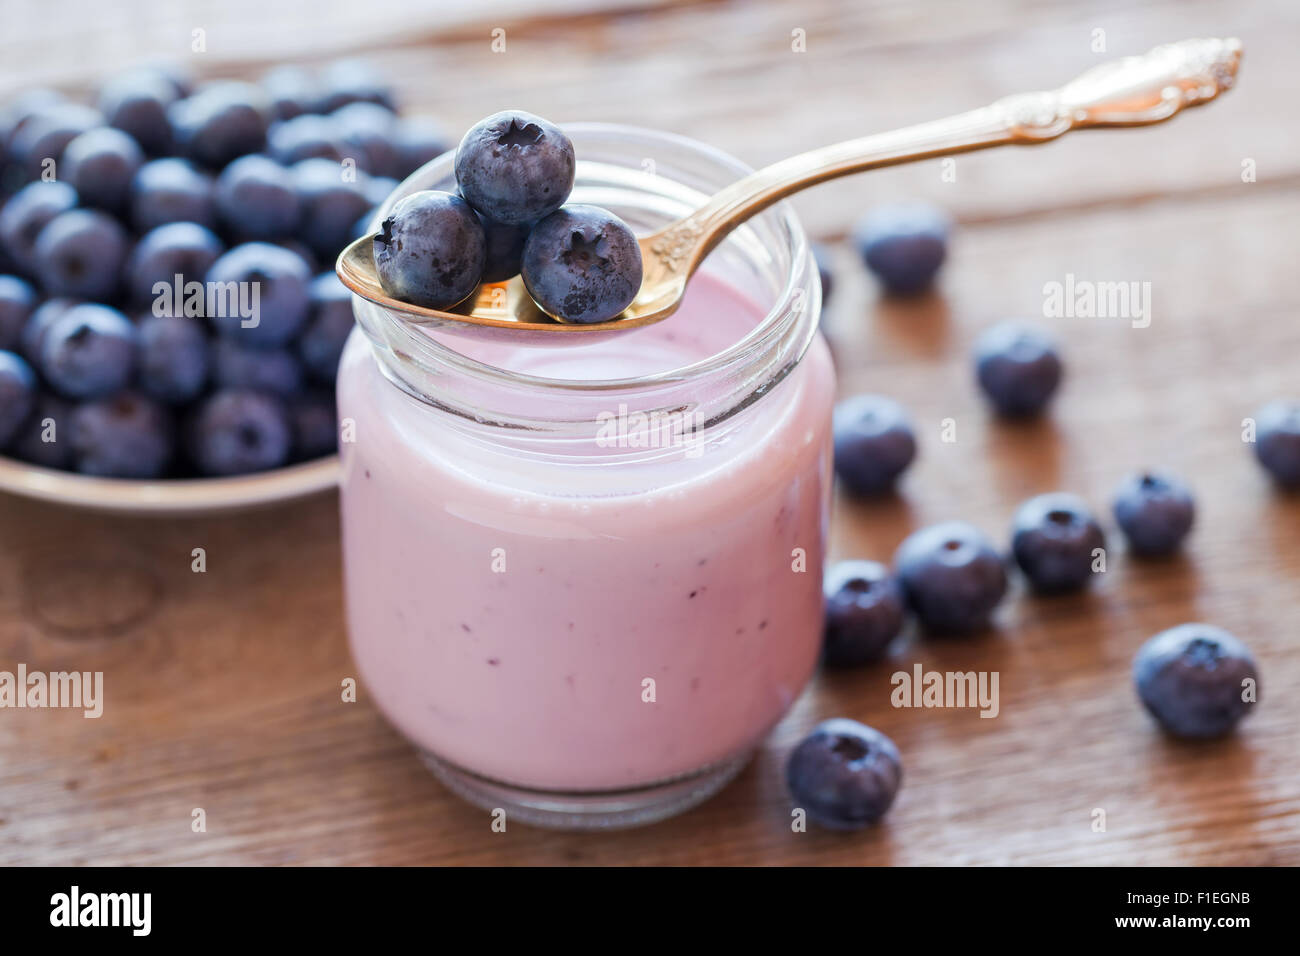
[{"xmin": 337, "ymin": 37, "xmax": 1241, "ymax": 340}]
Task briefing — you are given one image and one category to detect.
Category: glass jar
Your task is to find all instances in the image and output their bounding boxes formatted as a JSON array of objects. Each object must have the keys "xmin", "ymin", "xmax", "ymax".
[{"xmin": 338, "ymin": 124, "xmax": 835, "ymax": 828}]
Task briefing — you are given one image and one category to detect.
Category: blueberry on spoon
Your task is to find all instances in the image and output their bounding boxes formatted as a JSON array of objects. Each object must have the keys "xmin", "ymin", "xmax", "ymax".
[
  {"xmin": 454, "ymin": 110, "xmax": 574, "ymax": 225},
  {"xmin": 372, "ymin": 190, "xmax": 486, "ymax": 311},
  {"xmin": 520, "ymin": 204, "xmax": 642, "ymax": 324}
]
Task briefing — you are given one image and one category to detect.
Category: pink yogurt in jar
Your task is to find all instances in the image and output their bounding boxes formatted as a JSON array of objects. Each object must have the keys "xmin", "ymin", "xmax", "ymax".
[{"xmin": 338, "ymin": 125, "xmax": 834, "ymax": 827}]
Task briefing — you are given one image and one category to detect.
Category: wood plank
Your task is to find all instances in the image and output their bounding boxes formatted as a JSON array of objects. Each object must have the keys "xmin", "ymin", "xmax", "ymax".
[{"xmin": 1, "ymin": 0, "xmax": 1298, "ymax": 865}]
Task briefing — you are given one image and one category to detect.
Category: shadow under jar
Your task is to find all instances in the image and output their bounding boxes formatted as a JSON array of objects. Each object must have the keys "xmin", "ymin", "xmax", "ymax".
[{"xmin": 337, "ymin": 124, "xmax": 834, "ymax": 828}]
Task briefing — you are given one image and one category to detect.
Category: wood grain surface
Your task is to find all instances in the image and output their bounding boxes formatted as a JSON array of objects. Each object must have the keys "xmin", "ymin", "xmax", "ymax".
[{"xmin": 1, "ymin": 0, "xmax": 1297, "ymax": 865}]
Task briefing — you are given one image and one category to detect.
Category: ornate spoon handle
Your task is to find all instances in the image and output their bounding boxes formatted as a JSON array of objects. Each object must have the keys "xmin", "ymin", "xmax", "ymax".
[{"xmin": 657, "ymin": 38, "xmax": 1241, "ymax": 272}]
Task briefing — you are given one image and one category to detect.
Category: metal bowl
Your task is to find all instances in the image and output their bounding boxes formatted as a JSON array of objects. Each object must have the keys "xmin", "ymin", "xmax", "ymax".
[{"xmin": 0, "ymin": 453, "xmax": 339, "ymax": 514}]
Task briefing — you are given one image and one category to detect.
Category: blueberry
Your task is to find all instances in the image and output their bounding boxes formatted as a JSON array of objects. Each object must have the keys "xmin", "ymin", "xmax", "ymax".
[
  {"xmin": 372, "ymin": 190, "xmax": 485, "ymax": 310},
  {"xmin": 331, "ymin": 102, "xmax": 399, "ymax": 177},
  {"xmin": 212, "ymin": 339, "xmax": 303, "ymax": 396},
  {"xmin": 137, "ymin": 313, "xmax": 210, "ymax": 404},
  {"xmin": 894, "ymin": 521, "xmax": 1008, "ymax": 635},
  {"xmin": 260, "ymin": 65, "xmax": 323, "ymax": 122},
  {"xmin": 127, "ymin": 221, "xmax": 225, "ymax": 308},
  {"xmin": 8, "ymin": 102, "xmax": 102, "ymax": 181},
  {"xmin": 853, "ymin": 202, "xmax": 949, "ymax": 296},
  {"xmin": 70, "ymin": 391, "xmax": 173, "ymax": 478},
  {"xmin": 974, "ymin": 321, "xmax": 1063, "ymax": 418},
  {"xmin": 188, "ymin": 388, "xmax": 291, "ymax": 476},
  {"xmin": 215, "ymin": 155, "xmax": 300, "ymax": 240},
  {"xmin": 455, "ymin": 110, "xmax": 575, "ymax": 225},
  {"xmin": 786, "ymin": 718, "xmax": 902, "ymax": 829},
  {"xmin": 271, "ymin": 238, "xmax": 319, "ymax": 274},
  {"xmin": 39, "ymin": 303, "xmax": 137, "ymax": 399},
  {"xmin": 130, "ymin": 158, "xmax": 216, "ymax": 232},
  {"xmin": 1112, "ymin": 471, "xmax": 1196, "ymax": 556},
  {"xmin": 0, "ymin": 349, "xmax": 36, "ymax": 447},
  {"xmin": 822, "ymin": 560, "xmax": 907, "ymax": 666},
  {"xmin": 33, "ymin": 208, "xmax": 131, "ymax": 300},
  {"xmin": 0, "ymin": 274, "xmax": 37, "ymax": 351},
  {"xmin": 292, "ymin": 158, "xmax": 373, "ymax": 261},
  {"xmin": 832, "ymin": 394, "xmax": 917, "ymax": 496},
  {"xmin": 288, "ymin": 390, "xmax": 338, "ymax": 460},
  {"xmin": 319, "ymin": 59, "xmax": 395, "ymax": 113},
  {"xmin": 0, "ymin": 180, "xmax": 79, "ymax": 275},
  {"xmin": 1010, "ymin": 492, "xmax": 1106, "ymax": 593},
  {"xmin": 1, "ymin": 89, "xmax": 67, "ymax": 153},
  {"xmin": 391, "ymin": 117, "xmax": 452, "ymax": 179},
  {"xmin": 812, "ymin": 242, "xmax": 834, "ymax": 305},
  {"xmin": 205, "ymin": 242, "xmax": 312, "ymax": 347},
  {"xmin": 478, "ymin": 213, "xmax": 531, "ymax": 283},
  {"xmin": 9, "ymin": 393, "xmax": 73, "ymax": 469},
  {"xmin": 20, "ymin": 297, "xmax": 79, "ymax": 362},
  {"xmin": 297, "ymin": 273, "xmax": 354, "ymax": 383},
  {"xmin": 60, "ymin": 127, "xmax": 145, "ymax": 214},
  {"xmin": 267, "ymin": 114, "xmax": 347, "ymax": 166},
  {"xmin": 521, "ymin": 205, "xmax": 642, "ymax": 324},
  {"xmin": 97, "ymin": 71, "xmax": 177, "ymax": 155},
  {"xmin": 1133, "ymin": 624, "xmax": 1259, "ymax": 738},
  {"xmin": 1252, "ymin": 400, "xmax": 1300, "ymax": 489},
  {"xmin": 168, "ymin": 82, "xmax": 269, "ymax": 169}
]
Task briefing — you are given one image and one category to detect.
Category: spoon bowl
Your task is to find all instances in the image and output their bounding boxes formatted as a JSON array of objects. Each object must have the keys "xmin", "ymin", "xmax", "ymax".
[
  {"xmin": 336, "ymin": 225, "xmax": 686, "ymax": 343},
  {"xmin": 338, "ymin": 37, "xmax": 1241, "ymax": 345}
]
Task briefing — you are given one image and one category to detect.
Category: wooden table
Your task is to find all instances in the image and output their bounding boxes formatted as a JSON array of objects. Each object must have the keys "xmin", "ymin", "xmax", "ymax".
[{"xmin": 2, "ymin": 0, "xmax": 1297, "ymax": 865}]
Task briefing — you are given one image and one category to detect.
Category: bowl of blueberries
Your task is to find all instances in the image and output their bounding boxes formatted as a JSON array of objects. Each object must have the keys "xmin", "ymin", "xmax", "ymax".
[{"xmin": 0, "ymin": 60, "xmax": 449, "ymax": 512}]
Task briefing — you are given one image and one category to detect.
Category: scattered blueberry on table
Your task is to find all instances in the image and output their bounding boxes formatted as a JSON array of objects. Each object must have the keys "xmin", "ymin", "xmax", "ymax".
[
  {"xmin": 786, "ymin": 718, "xmax": 902, "ymax": 829},
  {"xmin": 822, "ymin": 559, "xmax": 907, "ymax": 666},
  {"xmin": 1252, "ymin": 399, "xmax": 1300, "ymax": 489},
  {"xmin": 1010, "ymin": 492, "xmax": 1106, "ymax": 594},
  {"xmin": 853, "ymin": 200, "xmax": 949, "ymax": 296},
  {"xmin": 973, "ymin": 321, "xmax": 1063, "ymax": 418},
  {"xmin": 832, "ymin": 394, "xmax": 917, "ymax": 496},
  {"xmin": 1112, "ymin": 471, "xmax": 1196, "ymax": 556},
  {"xmin": 1133, "ymin": 624, "xmax": 1259, "ymax": 738},
  {"xmin": 894, "ymin": 521, "xmax": 1008, "ymax": 635}
]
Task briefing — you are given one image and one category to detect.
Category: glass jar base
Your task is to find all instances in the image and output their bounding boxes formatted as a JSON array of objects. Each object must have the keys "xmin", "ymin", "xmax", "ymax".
[{"xmin": 419, "ymin": 749, "xmax": 753, "ymax": 830}]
